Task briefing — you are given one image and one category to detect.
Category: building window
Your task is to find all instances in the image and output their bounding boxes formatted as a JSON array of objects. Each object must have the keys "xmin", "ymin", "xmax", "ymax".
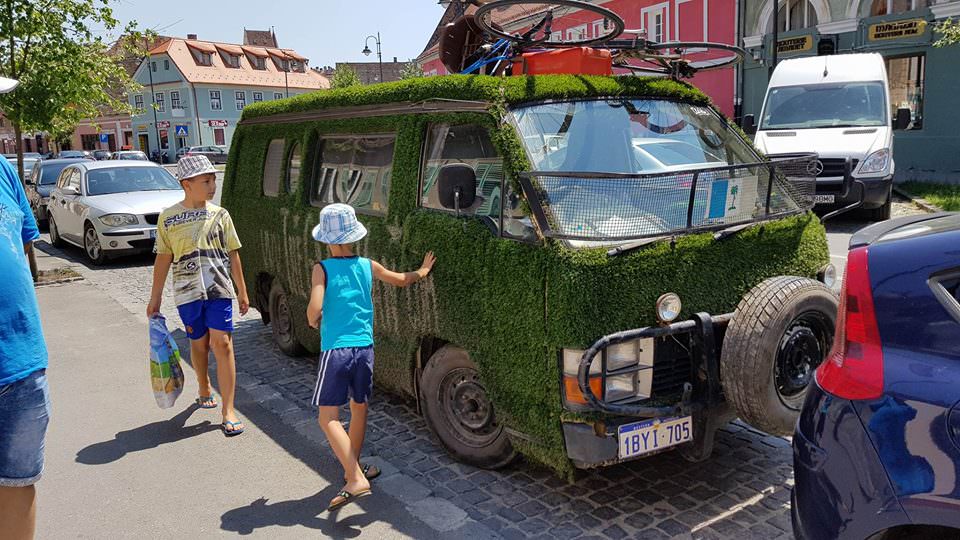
[
  {"xmin": 642, "ymin": 5, "xmax": 667, "ymax": 42},
  {"xmin": 274, "ymin": 92, "xmax": 284, "ymax": 100},
  {"xmin": 81, "ymin": 134, "xmax": 98, "ymax": 150},
  {"xmin": 235, "ymin": 91, "xmax": 246, "ymax": 110},
  {"xmin": 886, "ymin": 55, "xmax": 925, "ymax": 130},
  {"xmin": 210, "ymin": 90, "xmax": 221, "ymax": 111},
  {"xmin": 223, "ymin": 53, "xmax": 240, "ymax": 68},
  {"xmin": 248, "ymin": 55, "xmax": 266, "ymax": 70},
  {"xmin": 151, "ymin": 61, "xmax": 157, "ymax": 72},
  {"xmin": 871, "ymin": 0, "xmax": 931, "ymax": 16},
  {"xmin": 155, "ymin": 92, "xmax": 165, "ymax": 112},
  {"xmin": 170, "ymin": 91, "xmax": 182, "ymax": 110},
  {"xmin": 134, "ymin": 94, "xmax": 144, "ymax": 113},
  {"xmin": 777, "ymin": 0, "xmax": 818, "ymax": 31},
  {"xmin": 566, "ymin": 24, "xmax": 587, "ymax": 42},
  {"xmin": 192, "ymin": 49, "xmax": 212, "ymax": 66},
  {"xmin": 164, "ymin": 59, "xmax": 170, "ymax": 70},
  {"xmin": 252, "ymin": 91, "xmax": 263, "ymax": 103}
]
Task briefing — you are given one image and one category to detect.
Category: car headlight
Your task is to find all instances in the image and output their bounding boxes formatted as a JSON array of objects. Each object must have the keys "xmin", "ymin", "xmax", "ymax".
[
  {"xmin": 858, "ymin": 149, "xmax": 890, "ymax": 174},
  {"xmin": 99, "ymin": 214, "xmax": 138, "ymax": 227}
]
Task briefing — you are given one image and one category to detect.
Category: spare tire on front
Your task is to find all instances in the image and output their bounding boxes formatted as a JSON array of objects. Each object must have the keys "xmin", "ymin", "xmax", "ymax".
[{"xmin": 720, "ymin": 276, "xmax": 838, "ymax": 436}]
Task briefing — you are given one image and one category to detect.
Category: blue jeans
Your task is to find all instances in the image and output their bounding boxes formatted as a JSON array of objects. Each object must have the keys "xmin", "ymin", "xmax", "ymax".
[{"xmin": 0, "ymin": 369, "xmax": 50, "ymax": 487}]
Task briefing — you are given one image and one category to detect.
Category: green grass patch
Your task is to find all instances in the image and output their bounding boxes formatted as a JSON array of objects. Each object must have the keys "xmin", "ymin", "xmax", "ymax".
[{"xmin": 900, "ymin": 181, "xmax": 960, "ymax": 211}]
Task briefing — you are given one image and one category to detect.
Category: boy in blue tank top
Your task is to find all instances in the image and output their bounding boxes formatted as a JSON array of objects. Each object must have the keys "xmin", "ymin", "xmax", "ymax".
[{"xmin": 306, "ymin": 203, "xmax": 435, "ymax": 511}]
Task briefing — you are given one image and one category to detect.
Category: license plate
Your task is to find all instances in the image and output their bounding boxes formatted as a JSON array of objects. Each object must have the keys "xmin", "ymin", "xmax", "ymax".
[
  {"xmin": 149, "ymin": 229, "xmax": 157, "ymax": 239},
  {"xmin": 618, "ymin": 416, "xmax": 693, "ymax": 459},
  {"xmin": 814, "ymin": 194, "xmax": 835, "ymax": 204}
]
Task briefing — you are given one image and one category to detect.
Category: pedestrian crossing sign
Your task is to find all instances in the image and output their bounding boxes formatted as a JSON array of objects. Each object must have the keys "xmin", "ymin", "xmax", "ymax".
[{"xmin": 175, "ymin": 125, "xmax": 189, "ymax": 137}]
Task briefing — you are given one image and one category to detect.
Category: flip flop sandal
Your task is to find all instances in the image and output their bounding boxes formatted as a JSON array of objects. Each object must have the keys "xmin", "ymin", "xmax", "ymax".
[
  {"xmin": 221, "ymin": 420, "xmax": 245, "ymax": 437},
  {"xmin": 327, "ymin": 488, "xmax": 372, "ymax": 511},
  {"xmin": 196, "ymin": 395, "xmax": 218, "ymax": 409},
  {"xmin": 343, "ymin": 463, "xmax": 381, "ymax": 482}
]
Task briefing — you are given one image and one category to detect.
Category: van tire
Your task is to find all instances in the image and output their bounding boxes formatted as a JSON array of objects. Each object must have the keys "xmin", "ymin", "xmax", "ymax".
[
  {"xmin": 420, "ymin": 346, "xmax": 516, "ymax": 469},
  {"xmin": 269, "ymin": 283, "xmax": 306, "ymax": 357},
  {"xmin": 866, "ymin": 195, "xmax": 892, "ymax": 222},
  {"xmin": 721, "ymin": 277, "xmax": 837, "ymax": 436}
]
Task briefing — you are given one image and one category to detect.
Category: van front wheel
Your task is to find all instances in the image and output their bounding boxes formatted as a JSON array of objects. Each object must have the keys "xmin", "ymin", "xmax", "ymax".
[
  {"xmin": 420, "ymin": 346, "xmax": 516, "ymax": 469},
  {"xmin": 269, "ymin": 283, "xmax": 306, "ymax": 357}
]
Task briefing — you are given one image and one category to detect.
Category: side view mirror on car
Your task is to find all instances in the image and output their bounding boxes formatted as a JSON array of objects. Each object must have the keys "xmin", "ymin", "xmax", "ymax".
[
  {"xmin": 893, "ymin": 108, "xmax": 911, "ymax": 130},
  {"xmin": 61, "ymin": 186, "xmax": 79, "ymax": 196},
  {"xmin": 741, "ymin": 114, "xmax": 756, "ymax": 134},
  {"xmin": 438, "ymin": 164, "xmax": 477, "ymax": 214}
]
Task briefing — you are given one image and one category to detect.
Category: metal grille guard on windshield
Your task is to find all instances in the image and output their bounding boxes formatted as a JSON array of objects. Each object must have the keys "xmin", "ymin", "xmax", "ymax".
[{"xmin": 519, "ymin": 154, "xmax": 819, "ymax": 243}]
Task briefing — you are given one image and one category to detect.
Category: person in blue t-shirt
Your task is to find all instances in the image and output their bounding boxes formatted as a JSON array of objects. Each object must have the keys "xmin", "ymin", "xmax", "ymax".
[
  {"xmin": 0, "ymin": 77, "xmax": 51, "ymax": 540},
  {"xmin": 306, "ymin": 203, "xmax": 435, "ymax": 512}
]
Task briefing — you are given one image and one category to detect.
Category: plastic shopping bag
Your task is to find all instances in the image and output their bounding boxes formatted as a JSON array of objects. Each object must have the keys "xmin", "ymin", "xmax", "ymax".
[{"xmin": 149, "ymin": 314, "xmax": 184, "ymax": 409}]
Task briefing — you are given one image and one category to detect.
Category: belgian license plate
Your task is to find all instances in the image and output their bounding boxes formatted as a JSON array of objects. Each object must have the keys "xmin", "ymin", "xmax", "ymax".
[
  {"xmin": 814, "ymin": 194, "xmax": 835, "ymax": 204},
  {"xmin": 618, "ymin": 416, "xmax": 693, "ymax": 460}
]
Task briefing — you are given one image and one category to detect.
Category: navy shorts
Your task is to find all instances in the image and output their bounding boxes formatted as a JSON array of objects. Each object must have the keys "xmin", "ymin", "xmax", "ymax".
[
  {"xmin": 177, "ymin": 298, "xmax": 233, "ymax": 340},
  {"xmin": 312, "ymin": 346, "xmax": 374, "ymax": 407},
  {"xmin": 0, "ymin": 369, "xmax": 50, "ymax": 487}
]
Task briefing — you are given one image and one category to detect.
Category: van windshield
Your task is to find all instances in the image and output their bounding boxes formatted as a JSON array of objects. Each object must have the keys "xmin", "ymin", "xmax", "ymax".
[{"xmin": 760, "ymin": 82, "xmax": 887, "ymax": 130}]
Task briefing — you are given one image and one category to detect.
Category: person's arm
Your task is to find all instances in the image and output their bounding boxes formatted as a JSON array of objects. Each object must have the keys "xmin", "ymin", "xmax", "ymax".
[
  {"xmin": 371, "ymin": 251, "xmax": 436, "ymax": 288},
  {"xmin": 229, "ymin": 250, "xmax": 249, "ymax": 316},
  {"xmin": 147, "ymin": 253, "xmax": 173, "ymax": 317},
  {"xmin": 306, "ymin": 263, "xmax": 325, "ymax": 329}
]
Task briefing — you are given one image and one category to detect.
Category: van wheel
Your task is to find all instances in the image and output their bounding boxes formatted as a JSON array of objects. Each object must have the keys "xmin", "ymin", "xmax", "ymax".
[
  {"xmin": 268, "ymin": 283, "xmax": 305, "ymax": 357},
  {"xmin": 420, "ymin": 346, "xmax": 516, "ymax": 469},
  {"xmin": 866, "ymin": 194, "xmax": 892, "ymax": 222},
  {"xmin": 721, "ymin": 277, "xmax": 837, "ymax": 436}
]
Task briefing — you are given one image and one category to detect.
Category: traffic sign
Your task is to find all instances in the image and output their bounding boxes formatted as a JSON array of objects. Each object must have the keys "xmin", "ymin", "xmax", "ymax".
[
  {"xmin": 99, "ymin": 133, "xmax": 109, "ymax": 143},
  {"xmin": 175, "ymin": 125, "xmax": 189, "ymax": 137}
]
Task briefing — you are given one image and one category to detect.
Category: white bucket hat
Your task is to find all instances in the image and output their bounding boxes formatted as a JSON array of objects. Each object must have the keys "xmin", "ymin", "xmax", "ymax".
[
  {"xmin": 0, "ymin": 76, "xmax": 19, "ymax": 94},
  {"xmin": 177, "ymin": 155, "xmax": 218, "ymax": 181},
  {"xmin": 312, "ymin": 203, "xmax": 367, "ymax": 245}
]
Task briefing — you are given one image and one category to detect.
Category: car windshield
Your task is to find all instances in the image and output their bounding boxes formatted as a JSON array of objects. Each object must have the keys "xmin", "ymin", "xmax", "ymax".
[
  {"xmin": 760, "ymin": 82, "xmax": 887, "ymax": 130},
  {"xmin": 86, "ymin": 167, "xmax": 180, "ymax": 196},
  {"xmin": 507, "ymin": 99, "xmax": 804, "ymax": 247}
]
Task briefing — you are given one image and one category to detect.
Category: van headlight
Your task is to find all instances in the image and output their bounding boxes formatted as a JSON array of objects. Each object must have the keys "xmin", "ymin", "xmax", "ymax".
[
  {"xmin": 99, "ymin": 214, "xmax": 138, "ymax": 227},
  {"xmin": 858, "ymin": 149, "xmax": 890, "ymax": 174}
]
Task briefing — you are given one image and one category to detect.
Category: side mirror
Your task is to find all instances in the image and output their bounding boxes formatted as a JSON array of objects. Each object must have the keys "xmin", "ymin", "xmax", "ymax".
[
  {"xmin": 893, "ymin": 108, "xmax": 911, "ymax": 130},
  {"xmin": 742, "ymin": 114, "xmax": 757, "ymax": 134},
  {"xmin": 61, "ymin": 186, "xmax": 79, "ymax": 196},
  {"xmin": 438, "ymin": 164, "xmax": 477, "ymax": 214}
]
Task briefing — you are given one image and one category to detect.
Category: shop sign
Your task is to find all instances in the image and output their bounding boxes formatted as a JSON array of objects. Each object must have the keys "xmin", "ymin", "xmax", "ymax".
[
  {"xmin": 157, "ymin": 120, "xmax": 171, "ymax": 128},
  {"xmin": 137, "ymin": 125, "xmax": 147, "ymax": 131},
  {"xmin": 208, "ymin": 119, "xmax": 228, "ymax": 127},
  {"xmin": 777, "ymin": 36, "xmax": 814, "ymax": 54},
  {"xmin": 869, "ymin": 19, "xmax": 927, "ymax": 41}
]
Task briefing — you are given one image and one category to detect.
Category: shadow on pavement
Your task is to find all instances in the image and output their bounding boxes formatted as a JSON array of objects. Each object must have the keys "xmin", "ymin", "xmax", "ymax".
[
  {"xmin": 220, "ymin": 490, "xmax": 377, "ymax": 537},
  {"xmin": 33, "ymin": 237, "xmax": 154, "ymax": 271},
  {"xmin": 75, "ymin": 405, "xmax": 219, "ymax": 465}
]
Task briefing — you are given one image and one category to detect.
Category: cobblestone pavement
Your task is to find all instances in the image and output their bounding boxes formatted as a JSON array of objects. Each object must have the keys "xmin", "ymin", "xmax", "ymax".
[{"xmin": 37, "ymin": 236, "xmax": 800, "ymax": 540}]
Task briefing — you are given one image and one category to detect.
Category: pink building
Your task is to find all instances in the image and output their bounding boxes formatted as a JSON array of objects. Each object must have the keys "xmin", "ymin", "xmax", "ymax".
[{"xmin": 419, "ymin": 0, "xmax": 737, "ymax": 117}]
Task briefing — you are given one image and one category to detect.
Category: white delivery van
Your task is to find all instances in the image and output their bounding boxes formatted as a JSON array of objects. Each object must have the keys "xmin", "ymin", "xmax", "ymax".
[{"xmin": 751, "ymin": 53, "xmax": 906, "ymax": 220}]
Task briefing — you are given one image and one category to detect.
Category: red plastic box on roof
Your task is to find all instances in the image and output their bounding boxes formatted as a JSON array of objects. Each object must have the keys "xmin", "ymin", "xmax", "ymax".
[{"xmin": 511, "ymin": 47, "xmax": 612, "ymax": 76}]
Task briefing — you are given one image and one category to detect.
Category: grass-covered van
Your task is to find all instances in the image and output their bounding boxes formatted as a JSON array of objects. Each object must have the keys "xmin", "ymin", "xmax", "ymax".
[{"xmin": 222, "ymin": 74, "xmax": 834, "ymax": 477}]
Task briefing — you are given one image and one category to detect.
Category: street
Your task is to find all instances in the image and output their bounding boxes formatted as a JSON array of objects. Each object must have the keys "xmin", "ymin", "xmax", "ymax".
[{"xmin": 26, "ymin": 199, "xmax": 928, "ymax": 540}]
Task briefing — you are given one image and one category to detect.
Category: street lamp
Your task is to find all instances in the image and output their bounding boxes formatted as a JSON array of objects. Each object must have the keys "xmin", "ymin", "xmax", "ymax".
[{"xmin": 362, "ymin": 32, "xmax": 383, "ymax": 83}]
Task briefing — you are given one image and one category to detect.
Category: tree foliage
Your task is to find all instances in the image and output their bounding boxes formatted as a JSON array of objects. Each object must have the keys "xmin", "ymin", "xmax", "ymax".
[
  {"xmin": 330, "ymin": 64, "xmax": 362, "ymax": 89},
  {"xmin": 399, "ymin": 59, "xmax": 424, "ymax": 80},
  {"xmin": 934, "ymin": 18, "xmax": 960, "ymax": 47},
  {"xmin": 0, "ymin": 0, "xmax": 147, "ymax": 177}
]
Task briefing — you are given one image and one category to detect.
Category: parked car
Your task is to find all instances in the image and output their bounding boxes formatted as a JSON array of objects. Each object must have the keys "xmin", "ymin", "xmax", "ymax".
[
  {"xmin": 58, "ymin": 150, "xmax": 93, "ymax": 159},
  {"xmin": 793, "ymin": 212, "xmax": 960, "ymax": 539},
  {"xmin": 25, "ymin": 158, "xmax": 90, "ymax": 226},
  {"xmin": 46, "ymin": 161, "xmax": 182, "ymax": 264},
  {"xmin": 7, "ymin": 156, "xmax": 40, "ymax": 180},
  {"xmin": 175, "ymin": 146, "xmax": 191, "ymax": 161},
  {"xmin": 183, "ymin": 145, "xmax": 228, "ymax": 164},
  {"xmin": 4, "ymin": 152, "xmax": 43, "ymax": 161},
  {"xmin": 92, "ymin": 150, "xmax": 112, "ymax": 161},
  {"xmin": 111, "ymin": 150, "xmax": 149, "ymax": 161}
]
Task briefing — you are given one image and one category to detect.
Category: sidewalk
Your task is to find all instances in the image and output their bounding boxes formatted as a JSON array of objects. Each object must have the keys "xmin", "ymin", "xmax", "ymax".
[{"xmin": 34, "ymin": 280, "xmax": 490, "ymax": 539}]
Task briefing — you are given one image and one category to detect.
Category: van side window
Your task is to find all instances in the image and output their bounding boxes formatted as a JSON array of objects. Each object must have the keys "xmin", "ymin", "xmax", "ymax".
[
  {"xmin": 421, "ymin": 124, "xmax": 503, "ymax": 230},
  {"xmin": 309, "ymin": 135, "xmax": 394, "ymax": 216},
  {"xmin": 263, "ymin": 139, "xmax": 284, "ymax": 197},
  {"xmin": 286, "ymin": 141, "xmax": 301, "ymax": 195}
]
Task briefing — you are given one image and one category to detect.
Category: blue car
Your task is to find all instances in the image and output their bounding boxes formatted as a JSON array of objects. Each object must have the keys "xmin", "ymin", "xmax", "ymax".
[{"xmin": 793, "ymin": 212, "xmax": 960, "ymax": 539}]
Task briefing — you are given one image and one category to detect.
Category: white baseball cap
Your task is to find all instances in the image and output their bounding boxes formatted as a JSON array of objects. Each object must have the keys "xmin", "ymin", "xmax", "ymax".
[{"xmin": 0, "ymin": 77, "xmax": 19, "ymax": 94}]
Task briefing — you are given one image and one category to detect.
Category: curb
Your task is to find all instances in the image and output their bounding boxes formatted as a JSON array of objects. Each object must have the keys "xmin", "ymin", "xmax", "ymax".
[{"xmin": 893, "ymin": 186, "xmax": 943, "ymax": 214}]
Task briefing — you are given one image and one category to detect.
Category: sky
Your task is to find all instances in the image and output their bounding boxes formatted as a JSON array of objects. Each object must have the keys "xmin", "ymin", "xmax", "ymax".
[{"xmin": 99, "ymin": 0, "xmax": 447, "ymax": 68}]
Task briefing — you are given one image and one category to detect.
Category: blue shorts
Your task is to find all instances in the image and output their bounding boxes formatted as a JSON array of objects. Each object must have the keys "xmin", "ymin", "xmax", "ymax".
[
  {"xmin": 177, "ymin": 299, "xmax": 233, "ymax": 340},
  {"xmin": 312, "ymin": 346, "xmax": 374, "ymax": 407},
  {"xmin": 0, "ymin": 369, "xmax": 51, "ymax": 487}
]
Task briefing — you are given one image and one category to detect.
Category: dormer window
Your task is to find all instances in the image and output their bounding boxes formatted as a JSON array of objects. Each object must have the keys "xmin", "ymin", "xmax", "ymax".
[
  {"xmin": 191, "ymin": 49, "xmax": 212, "ymax": 66},
  {"xmin": 249, "ymin": 56, "xmax": 265, "ymax": 70},
  {"xmin": 222, "ymin": 53, "xmax": 240, "ymax": 68}
]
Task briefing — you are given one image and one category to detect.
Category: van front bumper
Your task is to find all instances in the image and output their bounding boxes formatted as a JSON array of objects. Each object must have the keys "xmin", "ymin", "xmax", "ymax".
[{"xmin": 815, "ymin": 175, "xmax": 892, "ymax": 209}]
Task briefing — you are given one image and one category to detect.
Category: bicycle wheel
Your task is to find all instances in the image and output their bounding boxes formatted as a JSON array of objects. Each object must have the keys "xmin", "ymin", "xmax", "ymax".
[
  {"xmin": 614, "ymin": 41, "xmax": 744, "ymax": 78},
  {"xmin": 475, "ymin": 0, "xmax": 625, "ymax": 48}
]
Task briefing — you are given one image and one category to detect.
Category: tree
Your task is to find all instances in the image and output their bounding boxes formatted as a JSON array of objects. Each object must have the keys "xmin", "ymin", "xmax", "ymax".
[
  {"xmin": 330, "ymin": 65, "xmax": 362, "ymax": 89},
  {"xmin": 399, "ymin": 59, "xmax": 424, "ymax": 80},
  {"xmin": 934, "ymin": 18, "xmax": 960, "ymax": 47},
  {"xmin": 0, "ymin": 0, "xmax": 147, "ymax": 181}
]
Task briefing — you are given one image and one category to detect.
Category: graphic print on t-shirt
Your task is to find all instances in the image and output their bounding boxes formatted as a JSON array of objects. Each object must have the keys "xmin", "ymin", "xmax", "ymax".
[{"xmin": 155, "ymin": 203, "xmax": 242, "ymax": 306}]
